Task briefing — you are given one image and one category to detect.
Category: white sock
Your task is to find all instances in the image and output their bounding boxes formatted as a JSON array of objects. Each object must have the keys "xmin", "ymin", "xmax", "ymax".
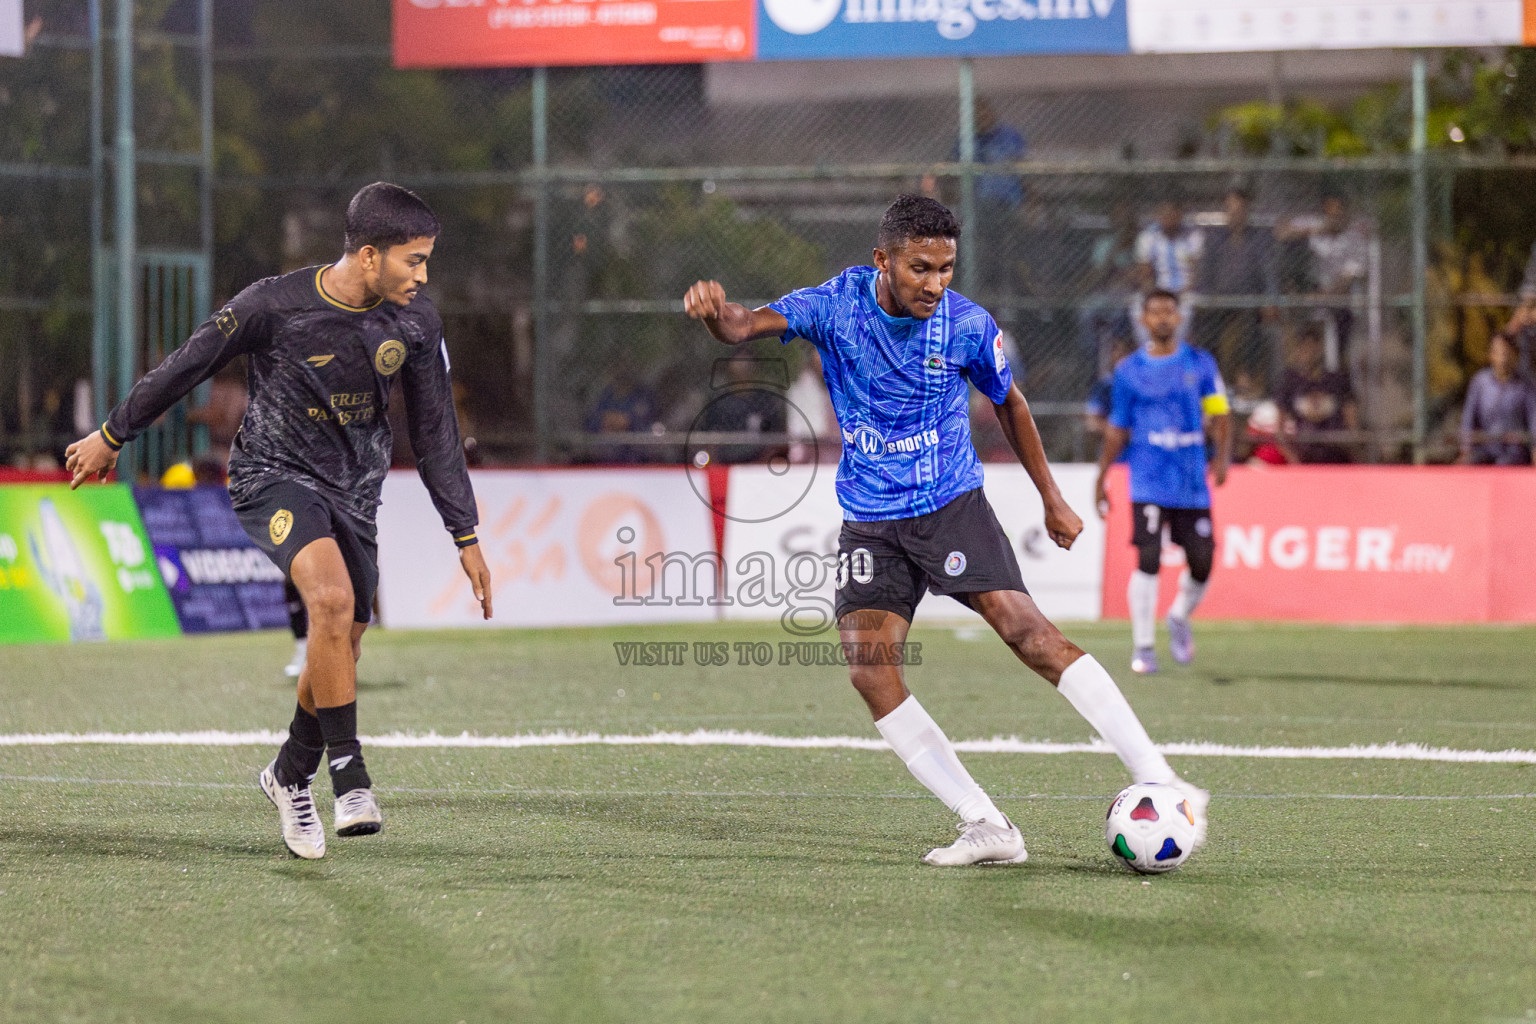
[
  {"xmin": 1057, "ymin": 654, "xmax": 1175, "ymax": 785},
  {"xmin": 1128, "ymin": 570, "xmax": 1159, "ymax": 648},
  {"xmin": 1168, "ymin": 569, "xmax": 1207, "ymax": 621},
  {"xmin": 875, "ymin": 695, "xmax": 1007, "ymax": 827}
]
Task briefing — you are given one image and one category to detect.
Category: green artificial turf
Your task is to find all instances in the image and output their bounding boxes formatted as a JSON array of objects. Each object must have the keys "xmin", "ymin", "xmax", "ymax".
[{"xmin": 1, "ymin": 622, "xmax": 1533, "ymax": 1023}]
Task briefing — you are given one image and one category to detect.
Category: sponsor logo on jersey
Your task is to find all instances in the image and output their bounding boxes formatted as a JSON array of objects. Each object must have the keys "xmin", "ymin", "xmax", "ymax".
[
  {"xmin": 306, "ymin": 354, "xmax": 335, "ymax": 368},
  {"xmin": 1146, "ymin": 428, "xmax": 1206, "ymax": 451},
  {"xmin": 993, "ymin": 332, "xmax": 1007, "ymax": 372},
  {"xmin": 374, "ymin": 339, "xmax": 407, "ymax": 376},
  {"xmin": 924, "ymin": 355, "xmax": 946, "ymax": 376},
  {"xmin": 845, "ymin": 425, "xmax": 943, "ymax": 459},
  {"xmin": 853, "ymin": 426, "xmax": 887, "ymax": 458},
  {"xmin": 944, "ymin": 550, "xmax": 967, "ymax": 576},
  {"xmin": 214, "ymin": 308, "xmax": 238, "ymax": 339},
  {"xmin": 269, "ymin": 509, "xmax": 293, "ymax": 546}
]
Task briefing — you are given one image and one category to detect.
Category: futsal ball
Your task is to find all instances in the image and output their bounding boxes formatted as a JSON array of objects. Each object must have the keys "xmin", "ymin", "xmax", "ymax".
[{"xmin": 1105, "ymin": 782, "xmax": 1197, "ymax": 874}]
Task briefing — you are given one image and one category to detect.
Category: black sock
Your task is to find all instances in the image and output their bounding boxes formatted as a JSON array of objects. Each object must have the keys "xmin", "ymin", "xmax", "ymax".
[
  {"xmin": 273, "ymin": 703, "xmax": 324, "ymax": 788},
  {"xmin": 284, "ymin": 578, "xmax": 308, "ymax": 639},
  {"xmin": 317, "ymin": 701, "xmax": 371, "ymax": 795}
]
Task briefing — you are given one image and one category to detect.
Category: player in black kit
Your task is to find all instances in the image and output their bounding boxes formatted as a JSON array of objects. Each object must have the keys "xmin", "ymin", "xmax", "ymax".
[{"xmin": 67, "ymin": 183, "xmax": 493, "ymax": 860}]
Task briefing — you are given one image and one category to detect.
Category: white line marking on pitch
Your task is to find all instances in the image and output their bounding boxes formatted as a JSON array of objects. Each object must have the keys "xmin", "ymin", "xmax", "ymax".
[
  {"xmin": 0, "ymin": 729, "xmax": 1534, "ymax": 764},
  {"xmin": 0, "ymin": 775, "xmax": 1532, "ymax": 802}
]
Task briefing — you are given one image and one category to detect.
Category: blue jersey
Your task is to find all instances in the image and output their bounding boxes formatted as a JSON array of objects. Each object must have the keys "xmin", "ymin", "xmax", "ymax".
[
  {"xmin": 1108, "ymin": 343, "xmax": 1229, "ymax": 509},
  {"xmin": 770, "ymin": 266, "xmax": 1013, "ymax": 521}
]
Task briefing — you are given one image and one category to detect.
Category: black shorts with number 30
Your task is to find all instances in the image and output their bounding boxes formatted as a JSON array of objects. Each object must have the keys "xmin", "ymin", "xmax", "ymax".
[
  {"xmin": 232, "ymin": 479, "xmax": 379, "ymax": 624},
  {"xmin": 834, "ymin": 488, "xmax": 1027, "ymax": 624}
]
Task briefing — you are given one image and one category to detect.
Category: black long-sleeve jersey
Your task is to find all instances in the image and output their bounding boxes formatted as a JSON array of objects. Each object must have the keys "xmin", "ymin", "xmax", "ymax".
[{"xmin": 103, "ymin": 265, "xmax": 479, "ymax": 545}]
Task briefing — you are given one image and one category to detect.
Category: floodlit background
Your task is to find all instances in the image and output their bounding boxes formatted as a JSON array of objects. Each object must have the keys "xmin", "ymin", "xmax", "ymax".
[{"xmin": 4, "ymin": 0, "xmax": 1536, "ymax": 475}]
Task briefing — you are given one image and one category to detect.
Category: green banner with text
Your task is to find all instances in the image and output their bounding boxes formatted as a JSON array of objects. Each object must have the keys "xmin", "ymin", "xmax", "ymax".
[{"xmin": 0, "ymin": 485, "xmax": 182, "ymax": 644}]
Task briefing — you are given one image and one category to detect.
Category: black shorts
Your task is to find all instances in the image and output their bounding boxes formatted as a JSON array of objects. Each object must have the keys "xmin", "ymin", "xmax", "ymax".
[
  {"xmin": 834, "ymin": 488, "xmax": 1027, "ymax": 624},
  {"xmin": 1131, "ymin": 503, "xmax": 1213, "ymax": 551},
  {"xmin": 233, "ymin": 479, "xmax": 379, "ymax": 624}
]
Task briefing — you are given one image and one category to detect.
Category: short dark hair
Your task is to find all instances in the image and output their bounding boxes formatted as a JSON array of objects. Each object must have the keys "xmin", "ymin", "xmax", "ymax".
[
  {"xmin": 344, "ymin": 182, "xmax": 440, "ymax": 254},
  {"xmin": 877, "ymin": 194, "xmax": 959, "ymax": 253},
  {"xmin": 1142, "ymin": 288, "xmax": 1179, "ymax": 310}
]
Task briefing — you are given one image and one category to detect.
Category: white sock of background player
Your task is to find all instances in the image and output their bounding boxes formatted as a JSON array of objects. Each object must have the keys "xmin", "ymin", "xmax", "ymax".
[
  {"xmin": 1168, "ymin": 568, "xmax": 1207, "ymax": 621},
  {"xmin": 1128, "ymin": 570, "xmax": 1159, "ymax": 648},
  {"xmin": 875, "ymin": 695, "xmax": 1009, "ymax": 828},
  {"xmin": 1057, "ymin": 654, "xmax": 1176, "ymax": 785}
]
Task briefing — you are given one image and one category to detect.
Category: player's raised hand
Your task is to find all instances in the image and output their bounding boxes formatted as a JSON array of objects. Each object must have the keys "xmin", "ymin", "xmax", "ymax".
[
  {"xmin": 460, "ymin": 543, "xmax": 493, "ymax": 620},
  {"xmin": 683, "ymin": 279, "xmax": 727, "ymax": 321},
  {"xmin": 1043, "ymin": 497, "xmax": 1083, "ymax": 550},
  {"xmin": 64, "ymin": 431, "xmax": 118, "ymax": 490}
]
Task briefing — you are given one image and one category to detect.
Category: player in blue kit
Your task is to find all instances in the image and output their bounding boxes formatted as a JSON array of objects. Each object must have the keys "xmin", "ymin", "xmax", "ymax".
[
  {"xmin": 1094, "ymin": 289, "xmax": 1231, "ymax": 675},
  {"xmin": 684, "ymin": 196, "xmax": 1207, "ymax": 865}
]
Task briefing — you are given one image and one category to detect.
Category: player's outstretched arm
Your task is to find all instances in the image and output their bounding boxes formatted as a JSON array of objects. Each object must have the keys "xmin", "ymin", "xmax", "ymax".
[
  {"xmin": 68, "ymin": 289, "xmax": 263, "ymax": 488},
  {"xmin": 1093, "ymin": 425, "xmax": 1129, "ymax": 518},
  {"xmin": 64, "ymin": 431, "xmax": 120, "ymax": 490},
  {"xmin": 683, "ymin": 280, "xmax": 789, "ymax": 346},
  {"xmin": 993, "ymin": 385, "xmax": 1082, "ymax": 550},
  {"xmin": 459, "ymin": 543, "xmax": 493, "ymax": 620}
]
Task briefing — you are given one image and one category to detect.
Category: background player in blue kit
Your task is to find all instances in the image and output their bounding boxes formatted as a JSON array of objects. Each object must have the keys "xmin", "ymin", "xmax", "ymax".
[
  {"xmin": 1094, "ymin": 289, "xmax": 1231, "ymax": 675},
  {"xmin": 683, "ymin": 196, "xmax": 1207, "ymax": 866}
]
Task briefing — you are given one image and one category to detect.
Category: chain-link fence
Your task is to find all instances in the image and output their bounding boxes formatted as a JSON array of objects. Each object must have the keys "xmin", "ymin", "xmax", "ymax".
[{"xmin": 5, "ymin": 3, "xmax": 1535, "ymax": 472}]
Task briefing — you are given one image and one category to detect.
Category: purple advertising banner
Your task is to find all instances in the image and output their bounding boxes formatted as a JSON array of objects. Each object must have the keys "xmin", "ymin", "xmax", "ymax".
[{"xmin": 134, "ymin": 486, "xmax": 290, "ymax": 633}]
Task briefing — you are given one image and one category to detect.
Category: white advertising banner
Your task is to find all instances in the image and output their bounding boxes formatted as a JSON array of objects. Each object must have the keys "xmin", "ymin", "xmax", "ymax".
[
  {"xmin": 720, "ymin": 463, "xmax": 1104, "ymax": 630},
  {"xmin": 1128, "ymin": 0, "xmax": 1525, "ymax": 53},
  {"xmin": 377, "ymin": 468, "xmax": 718, "ymax": 629},
  {"xmin": 1, "ymin": 0, "xmax": 23, "ymax": 58}
]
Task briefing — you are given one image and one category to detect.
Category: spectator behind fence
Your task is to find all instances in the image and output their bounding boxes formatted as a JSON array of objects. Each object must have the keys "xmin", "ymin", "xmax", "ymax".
[
  {"xmin": 1243, "ymin": 399, "xmax": 1292, "ymax": 466},
  {"xmin": 1278, "ymin": 194, "xmax": 1368, "ymax": 372},
  {"xmin": 1080, "ymin": 201, "xmax": 1140, "ymax": 363},
  {"xmin": 1274, "ymin": 325, "xmax": 1358, "ymax": 464},
  {"xmin": 1135, "ymin": 199, "xmax": 1202, "ymax": 298},
  {"xmin": 586, "ymin": 367, "xmax": 659, "ymax": 464},
  {"xmin": 1504, "ymin": 269, "xmax": 1536, "ymax": 377},
  {"xmin": 187, "ymin": 362, "xmax": 249, "ymax": 477},
  {"xmin": 697, "ymin": 352, "xmax": 787, "ymax": 465},
  {"xmin": 1460, "ymin": 331, "xmax": 1536, "ymax": 466},
  {"xmin": 970, "ymin": 99, "xmax": 1026, "ymax": 209},
  {"xmin": 1193, "ymin": 186, "xmax": 1276, "ymax": 382}
]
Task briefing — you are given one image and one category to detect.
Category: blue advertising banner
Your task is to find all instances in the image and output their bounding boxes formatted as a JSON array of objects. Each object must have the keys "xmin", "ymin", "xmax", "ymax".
[
  {"xmin": 134, "ymin": 486, "xmax": 290, "ymax": 633},
  {"xmin": 756, "ymin": 0, "xmax": 1126, "ymax": 60}
]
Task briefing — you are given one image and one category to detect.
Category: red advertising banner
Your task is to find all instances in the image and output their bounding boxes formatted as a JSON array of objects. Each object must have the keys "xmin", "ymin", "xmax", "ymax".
[
  {"xmin": 1101, "ymin": 465, "xmax": 1536, "ymax": 624},
  {"xmin": 393, "ymin": 0, "xmax": 754, "ymax": 68}
]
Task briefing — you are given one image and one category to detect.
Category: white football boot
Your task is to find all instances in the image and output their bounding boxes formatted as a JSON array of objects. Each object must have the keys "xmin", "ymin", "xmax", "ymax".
[
  {"xmin": 1169, "ymin": 777, "xmax": 1210, "ymax": 851},
  {"xmin": 334, "ymin": 788, "xmax": 382, "ymax": 837},
  {"xmin": 258, "ymin": 760, "xmax": 326, "ymax": 860},
  {"xmin": 922, "ymin": 815, "xmax": 1029, "ymax": 866}
]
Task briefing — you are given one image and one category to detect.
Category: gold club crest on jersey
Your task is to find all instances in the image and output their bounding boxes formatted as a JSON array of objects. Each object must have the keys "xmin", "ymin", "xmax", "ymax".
[
  {"xmin": 269, "ymin": 509, "xmax": 293, "ymax": 545},
  {"xmin": 374, "ymin": 339, "xmax": 406, "ymax": 376}
]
